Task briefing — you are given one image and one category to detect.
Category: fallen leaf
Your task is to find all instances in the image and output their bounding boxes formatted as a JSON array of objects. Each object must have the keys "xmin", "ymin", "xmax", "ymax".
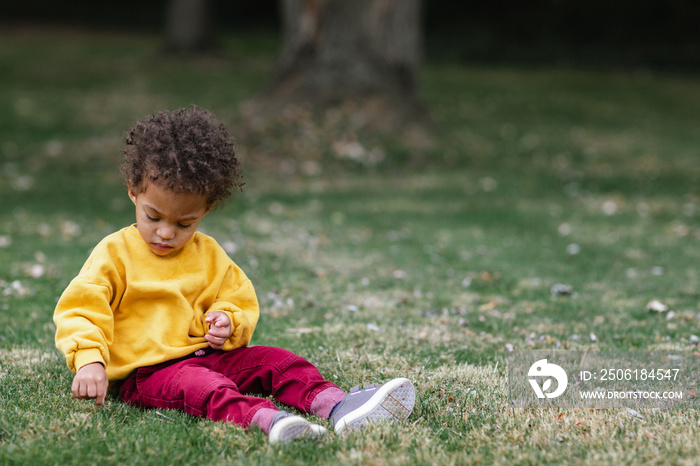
[
  {"xmin": 646, "ymin": 300, "xmax": 668, "ymax": 312},
  {"xmin": 479, "ymin": 271, "xmax": 499, "ymax": 283},
  {"xmin": 60, "ymin": 220, "xmax": 82, "ymax": 239},
  {"xmin": 551, "ymin": 283, "xmax": 575, "ymax": 297},
  {"xmin": 27, "ymin": 264, "xmax": 45, "ymax": 279},
  {"xmin": 478, "ymin": 300, "xmax": 499, "ymax": 312},
  {"xmin": 566, "ymin": 243, "xmax": 581, "ymax": 255},
  {"xmin": 602, "ymin": 200, "xmax": 618, "ymax": 215}
]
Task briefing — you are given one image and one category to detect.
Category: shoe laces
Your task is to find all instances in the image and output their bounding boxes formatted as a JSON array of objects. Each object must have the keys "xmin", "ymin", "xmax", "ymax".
[{"xmin": 349, "ymin": 383, "xmax": 377, "ymax": 394}]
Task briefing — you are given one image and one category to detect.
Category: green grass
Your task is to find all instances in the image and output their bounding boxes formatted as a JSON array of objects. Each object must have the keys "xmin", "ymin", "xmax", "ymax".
[{"xmin": 2, "ymin": 26, "xmax": 700, "ymax": 465}]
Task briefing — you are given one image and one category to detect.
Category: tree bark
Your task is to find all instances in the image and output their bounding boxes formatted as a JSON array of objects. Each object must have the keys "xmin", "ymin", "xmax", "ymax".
[
  {"xmin": 269, "ymin": 0, "xmax": 424, "ymax": 116},
  {"xmin": 242, "ymin": 0, "xmax": 430, "ymax": 167},
  {"xmin": 164, "ymin": 0, "xmax": 213, "ymax": 54}
]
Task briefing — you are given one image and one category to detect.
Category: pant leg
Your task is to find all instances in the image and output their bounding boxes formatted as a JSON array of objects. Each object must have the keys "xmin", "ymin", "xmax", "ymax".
[
  {"xmin": 118, "ymin": 354, "xmax": 277, "ymax": 427},
  {"xmin": 209, "ymin": 346, "xmax": 340, "ymax": 414}
]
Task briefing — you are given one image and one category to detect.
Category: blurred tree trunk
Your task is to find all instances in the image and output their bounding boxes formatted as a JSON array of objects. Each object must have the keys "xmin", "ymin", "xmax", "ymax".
[
  {"xmin": 243, "ymin": 0, "xmax": 431, "ymax": 165},
  {"xmin": 165, "ymin": 0, "xmax": 213, "ymax": 54},
  {"xmin": 259, "ymin": 0, "xmax": 425, "ymax": 128}
]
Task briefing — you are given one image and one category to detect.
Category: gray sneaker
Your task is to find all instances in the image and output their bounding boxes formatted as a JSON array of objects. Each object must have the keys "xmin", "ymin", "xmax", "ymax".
[
  {"xmin": 268, "ymin": 412, "xmax": 327, "ymax": 443},
  {"xmin": 330, "ymin": 377, "xmax": 415, "ymax": 434}
]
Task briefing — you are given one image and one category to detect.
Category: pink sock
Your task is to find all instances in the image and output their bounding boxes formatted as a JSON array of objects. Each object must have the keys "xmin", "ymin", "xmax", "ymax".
[
  {"xmin": 310, "ymin": 387, "xmax": 346, "ymax": 419},
  {"xmin": 250, "ymin": 408, "xmax": 279, "ymax": 434}
]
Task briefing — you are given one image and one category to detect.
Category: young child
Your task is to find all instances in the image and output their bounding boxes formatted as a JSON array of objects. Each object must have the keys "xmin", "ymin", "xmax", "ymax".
[{"xmin": 53, "ymin": 107, "xmax": 415, "ymax": 443}]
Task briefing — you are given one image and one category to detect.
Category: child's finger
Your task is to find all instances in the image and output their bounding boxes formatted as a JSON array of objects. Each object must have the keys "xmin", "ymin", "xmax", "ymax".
[
  {"xmin": 78, "ymin": 381, "xmax": 89, "ymax": 399},
  {"xmin": 87, "ymin": 383, "xmax": 97, "ymax": 399},
  {"xmin": 205, "ymin": 335, "xmax": 225, "ymax": 349},
  {"xmin": 71, "ymin": 378, "xmax": 80, "ymax": 399},
  {"xmin": 206, "ymin": 331, "xmax": 226, "ymax": 342},
  {"xmin": 96, "ymin": 387, "xmax": 107, "ymax": 407},
  {"xmin": 205, "ymin": 315, "xmax": 220, "ymax": 328},
  {"xmin": 208, "ymin": 326, "xmax": 228, "ymax": 337},
  {"xmin": 74, "ymin": 384, "xmax": 84, "ymax": 399},
  {"xmin": 205, "ymin": 312, "xmax": 231, "ymax": 328}
]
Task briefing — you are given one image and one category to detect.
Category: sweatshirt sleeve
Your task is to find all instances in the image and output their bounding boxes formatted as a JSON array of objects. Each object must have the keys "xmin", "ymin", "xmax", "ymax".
[
  {"xmin": 53, "ymin": 251, "xmax": 121, "ymax": 374},
  {"xmin": 205, "ymin": 263, "xmax": 259, "ymax": 350}
]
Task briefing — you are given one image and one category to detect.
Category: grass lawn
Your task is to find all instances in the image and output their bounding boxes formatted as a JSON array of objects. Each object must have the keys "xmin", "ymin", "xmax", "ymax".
[{"xmin": 1, "ymin": 26, "xmax": 700, "ymax": 465}]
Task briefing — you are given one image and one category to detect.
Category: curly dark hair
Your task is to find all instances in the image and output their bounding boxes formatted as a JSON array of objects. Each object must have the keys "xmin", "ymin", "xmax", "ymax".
[{"xmin": 122, "ymin": 106, "xmax": 243, "ymax": 208}]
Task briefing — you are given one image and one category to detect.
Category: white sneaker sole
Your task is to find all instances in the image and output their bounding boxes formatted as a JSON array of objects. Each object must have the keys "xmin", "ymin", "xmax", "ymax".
[
  {"xmin": 334, "ymin": 378, "xmax": 415, "ymax": 434},
  {"xmin": 268, "ymin": 416, "xmax": 327, "ymax": 443}
]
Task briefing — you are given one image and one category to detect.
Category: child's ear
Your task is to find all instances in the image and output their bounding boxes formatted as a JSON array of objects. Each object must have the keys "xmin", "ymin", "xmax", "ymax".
[{"xmin": 128, "ymin": 187, "xmax": 138, "ymax": 205}]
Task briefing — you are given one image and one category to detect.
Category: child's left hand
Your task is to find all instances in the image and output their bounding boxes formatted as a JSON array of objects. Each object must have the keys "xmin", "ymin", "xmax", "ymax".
[{"xmin": 204, "ymin": 311, "xmax": 232, "ymax": 350}]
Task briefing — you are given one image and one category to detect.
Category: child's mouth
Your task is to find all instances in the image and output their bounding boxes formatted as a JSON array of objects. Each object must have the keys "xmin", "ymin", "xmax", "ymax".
[{"xmin": 153, "ymin": 243, "xmax": 174, "ymax": 251}]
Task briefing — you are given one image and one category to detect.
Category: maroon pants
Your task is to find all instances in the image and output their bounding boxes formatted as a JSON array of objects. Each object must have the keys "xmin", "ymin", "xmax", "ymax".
[{"xmin": 117, "ymin": 346, "xmax": 338, "ymax": 427}]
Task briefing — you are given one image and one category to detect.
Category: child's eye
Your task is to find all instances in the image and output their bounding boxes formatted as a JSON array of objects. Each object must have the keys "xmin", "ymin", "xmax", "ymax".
[
  {"xmin": 178, "ymin": 223, "xmax": 194, "ymax": 229},
  {"xmin": 145, "ymin": 214, "xmax": 159, "ymax": 222}
]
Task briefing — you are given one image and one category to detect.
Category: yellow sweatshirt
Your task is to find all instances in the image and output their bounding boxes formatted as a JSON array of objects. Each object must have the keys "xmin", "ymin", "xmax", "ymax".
[{"xmin": 53, "ymin": 225, "xmax": 259, "ymax": 381}]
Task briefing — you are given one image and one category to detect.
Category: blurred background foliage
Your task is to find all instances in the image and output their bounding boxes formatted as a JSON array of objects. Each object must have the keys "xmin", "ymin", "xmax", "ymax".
[
  {"xmin": 2, "ymin": 0, "xmax": 700, "ymax": 69},
  {"xmin": 1, "ymin": 0, "xmax": 699, "ymax": 214}
]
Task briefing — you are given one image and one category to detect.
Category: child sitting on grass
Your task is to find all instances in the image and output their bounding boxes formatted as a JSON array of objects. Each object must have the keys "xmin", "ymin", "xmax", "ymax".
[{"xmin": 53, "ymin": 106, "xmax": 415, "ymax": 443}]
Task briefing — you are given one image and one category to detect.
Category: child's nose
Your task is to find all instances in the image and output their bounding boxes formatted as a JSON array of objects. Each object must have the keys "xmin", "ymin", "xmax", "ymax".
[{"xmin": 157, "ymin": 225, "xmax": 175, "ymax": 240}]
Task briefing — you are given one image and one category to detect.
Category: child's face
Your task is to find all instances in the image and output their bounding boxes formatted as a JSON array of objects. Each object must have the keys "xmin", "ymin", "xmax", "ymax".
[{"xmin": 129, "ymin": 181, "xmax": 209, "ymax": 256}]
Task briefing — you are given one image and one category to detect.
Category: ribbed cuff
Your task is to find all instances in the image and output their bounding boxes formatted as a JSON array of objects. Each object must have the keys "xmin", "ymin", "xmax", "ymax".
[
  {"xmin": 309, "ymin": 386, "xmax": 346, "ymax": 419},
  {"xmin": 73, "ymin": 348, "xmax": 105, "ymax": 373},
  {"xmin": 250, "ymin": 407, "xmax": 280, "ymax": 434}
]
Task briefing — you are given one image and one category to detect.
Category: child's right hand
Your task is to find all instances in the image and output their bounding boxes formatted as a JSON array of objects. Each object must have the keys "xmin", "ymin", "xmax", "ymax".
[{"xmin": 72, "ymin": 362, "xmax": 109, "ymax": 407}]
